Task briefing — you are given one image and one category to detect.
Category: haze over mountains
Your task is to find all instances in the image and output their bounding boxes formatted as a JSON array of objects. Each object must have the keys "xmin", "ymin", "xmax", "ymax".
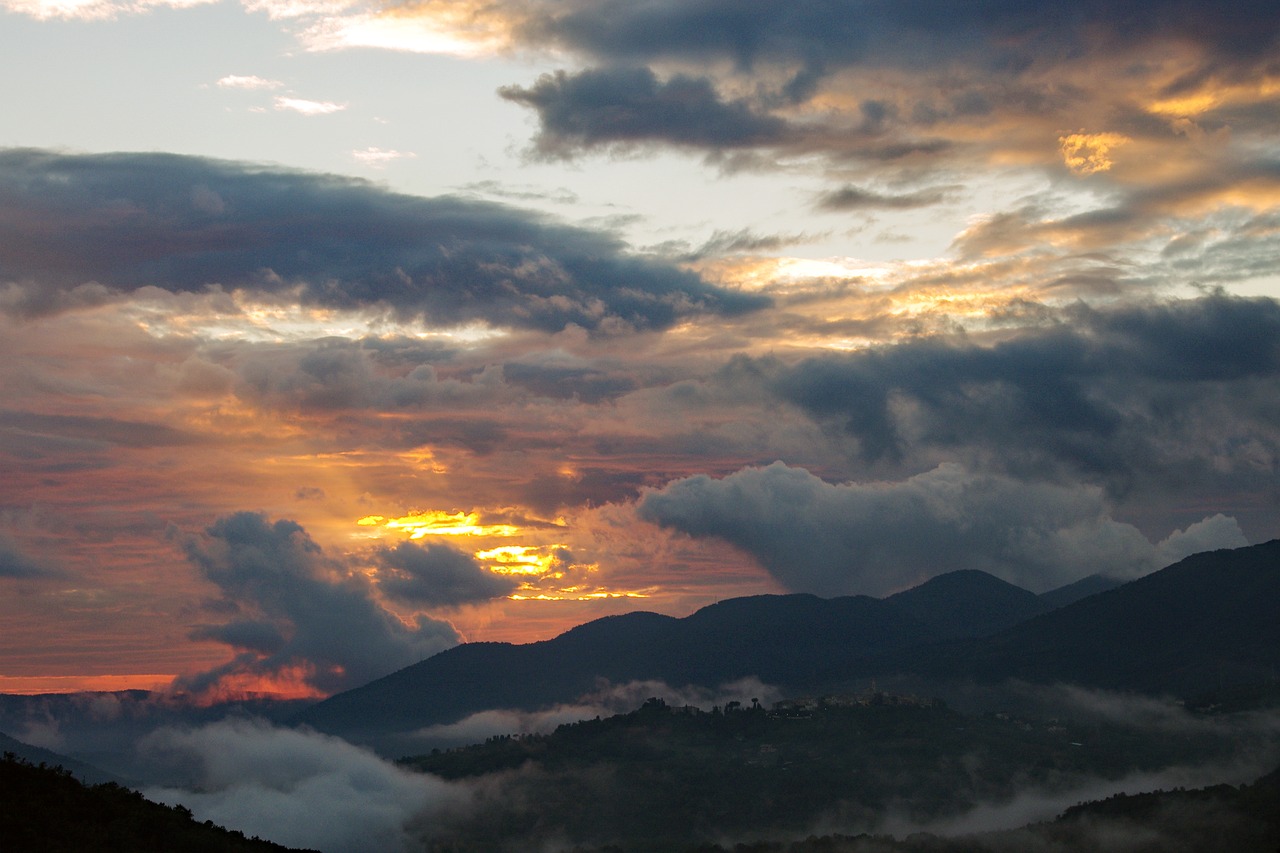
[{"xmin": 296, "ymin": 541, "xmax": 1278, "ymax": 749}]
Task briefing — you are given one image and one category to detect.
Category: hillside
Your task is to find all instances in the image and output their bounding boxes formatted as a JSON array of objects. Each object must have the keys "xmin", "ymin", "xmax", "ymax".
[
  {"xmin": 400, "ymin": 695, "xmax": 1278, "ymax": 851},
  {"xmin": 874, "ymin": 539, "xmax": 1280, "ymax": 693},
  {"xmin": 297, "ymin": 543, "xmax": 1280, "ymax": 745},
  {"xmin": 295, "ymin": 569, "xmax": 1052, "ymax": 742},
  {"xmin": 0, "ymin": 753, "xmax": 314, "ymax": 853}
]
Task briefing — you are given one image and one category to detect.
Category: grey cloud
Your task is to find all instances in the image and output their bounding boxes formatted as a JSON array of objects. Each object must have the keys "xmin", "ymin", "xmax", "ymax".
[
  {"xmin": 816, "ymin": 184, "xmax": 952, "ymax": 211},
  {"xmin": 0, "ymin": 148, "xmax": 767, "ymax": 332},
  {"xmin": 0, "ymin": 409, "xmax": 200, "ymax": 450},
  {"xmin": 494, "ymin": 0, "xmax": 1279, "ymax": 172},
  {"xmin": 0, "ymin": 533, "xmax": 62, "ymax": 579},
  {"xmin": 142, "ymin": 718, "xmax": 466, "ymax": 853},
  {"xmin": 519, "ymin": 468, "xmax": 649, "ymax": 514},
  {"xmin": 519, "ymin": 0, "xmax": 1280, "ymax": 75},
  {"xmin": 501, "ymin": 360, "xmax": 637, "ymax": 402},
  {"xmin": 376, "ymin": 541, "xmax": 517, "ymax": 607},
  {"xmin": 182, "ymin": 512, "xmax": 458, "ymax": 695},
  {"xmin": 639, "ymin": 461, "xmax": 1249, "ymax": 596},
  {"xmin": 498, "ymin": 67, "xmax": 790, "ymax": 157},
  {"xmin": 692, "ymin": 229, "xmax": 822, "ymax": 257},
  {"xmin": 758, "ymin": 295, "xmax": 1280, "ymax": 494},
  {"xmin": 220, "ymin": 336, "xmax": 516, "ymax": 419},
  {"xmin": 409, "ymin": 677, "xmax": 780, "ymax": 748}
]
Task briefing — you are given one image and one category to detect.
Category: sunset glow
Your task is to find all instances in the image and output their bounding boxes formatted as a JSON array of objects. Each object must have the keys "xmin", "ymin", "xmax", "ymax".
[{"xmin": 1, "ymin": 0, "xmax": 1277, "ymax": 699}]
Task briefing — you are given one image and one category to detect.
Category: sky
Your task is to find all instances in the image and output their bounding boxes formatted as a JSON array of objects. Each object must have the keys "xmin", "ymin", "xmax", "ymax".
[{"xmin": 1, "ymin": 0, "xmax": 1278, "ymax": 698}]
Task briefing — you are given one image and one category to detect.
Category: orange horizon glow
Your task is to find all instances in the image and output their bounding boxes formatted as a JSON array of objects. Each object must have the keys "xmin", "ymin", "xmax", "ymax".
[{"xmin": 0, "ymin": 673, "xmax": 176, "ymax": 695}]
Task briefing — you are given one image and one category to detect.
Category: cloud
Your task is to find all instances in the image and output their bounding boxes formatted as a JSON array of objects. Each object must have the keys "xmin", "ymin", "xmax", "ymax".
[
  {"xmin": 1155, "ymin": 514, "xmax": 1248, "ymax": 566},
  {"xmin": 750, "ymin": 295, "xmax": 1280, "ymax": 496},
  {"xmin": 409, "ymin": 677, "xmax": 781, "ymax": 747},
  {"xmin": 273, "ymin": 95, "xmax": 347, "ymax": 115},
  {"xmin": 498, "ymin": 66, "xmax": 790, "ymax": 157},
  {"xmin": 512, "ymin": 0, "xmax": 1280, "ymax": 78},
  {"xmin": 141, "ymin": 718, "xmax": 466, "ymax": 853},
  {"xmin": 376, "ymin": 541, "xmax": 518, "ymax": 607},
  {"xmin": 0, "ymin": 0, "xmax": 214, "ymax": 22},
  {"xmin": 0, "ymin": 533, "xmax": 62, "ymax": 579},
  {"xmin": 351, "ymin": 147, "xmax": 416, "ymax": 167},
  {"xmin": 639, "ymin": 461, "xmax": 1247, "ymax": 596},
  {"xmin": 0, "ymin": 148, "xmax": 766, "ymax": 332},
  {"xmin": 215, "ymin": 74, "xmax": 283, "ymax": 90},
  {"xmin": 0, "ymin": 409, "xmax": 200, "ymax": 449},
  {"xmin": 181, "ymin": 512, "xmax": 459, "ymax": 695},
  {"xmin": 816, "ymin": 184, "xmax": 953, "ymax": 211}
]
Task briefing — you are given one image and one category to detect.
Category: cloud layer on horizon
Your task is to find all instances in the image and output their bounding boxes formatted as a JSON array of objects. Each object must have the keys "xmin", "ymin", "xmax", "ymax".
[{"xmin": 639, "ymin": 461, "xmax": 1247, "ymax": 596}]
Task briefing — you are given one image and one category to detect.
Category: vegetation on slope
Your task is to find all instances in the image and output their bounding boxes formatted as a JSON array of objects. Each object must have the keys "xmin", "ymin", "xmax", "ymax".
[
  {"xmin": 403, "ymin": 693, "xmax": 1271, "ymax": 851},
  {"xmin": 0, "ymin": 753, "xmax": 314, "ymax": 853}
]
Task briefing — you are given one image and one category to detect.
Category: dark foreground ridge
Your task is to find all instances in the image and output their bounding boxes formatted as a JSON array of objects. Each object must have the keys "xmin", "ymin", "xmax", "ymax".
[
  {"xmin": 399, "ymin": 694, "xmax": 1280, "ymax": 852},
  {"xmin": 0, "ymin": 753, "xmax": 316, "ymax": 853},
  {"xmin": 295, "ymin": 541, "xmax": 1280, "ymax": 745}
]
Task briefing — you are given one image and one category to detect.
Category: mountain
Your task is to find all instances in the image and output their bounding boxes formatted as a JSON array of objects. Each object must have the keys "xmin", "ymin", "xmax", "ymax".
[
  {"xmin": 294, "ymin": 570, "xmax": 1046, "ymax": 742},
  {"xmin": 0, "ymin": 754, "xmax": 315, "ymax": 853},
  {"xmin": 1037, "ymin": 572, "xmax": 1124, "ymax": 609},
  {"xmin": 0, "ymin": 731, "xmax": 122, "ymax": 786},
  {"xmin": 876, "ymin": 540, "xmax": 1280, "ymax": 693},
  {"xmin": 297, "ymin": 542, "xmax": 1279, "ymax": 745},
  {"xmin": 884, "ymin": 568, "xmax": 1051, "ymax": 636},
  {"xmin": 398, "ymin": 699, "xmax": 1280, "ymax": 852}
]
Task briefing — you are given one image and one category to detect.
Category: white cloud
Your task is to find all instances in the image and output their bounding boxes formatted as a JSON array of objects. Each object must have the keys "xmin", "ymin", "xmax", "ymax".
[
  {"xmin": 142, "ymin": 718, "xmax": 468, "ymax": 853},
  {"xmin": 298, "ymin": 11, "xmax": 506, "ymax": 56},
  {"xmin": 409, "ymin": 677, "xmax": 781, "ymax": 747},
  {"xmin": 1, "ymin": 0, "xmax": 213, "ymax": 20},
  {"xmin": 216, "ymin": 74, "xmax": 283, "ymax": 90},
  {"xmin": 352, "ymin": 147, "xmax": 417, "ymax": 167},
  {"xmin": 240, "ymin": 0, "xmax": 355, "ymax": 21},
  {"xmin": 640, "ymin": 462, "xmax": 1250, "ymax": 595},
  {"xmin": 274, "ymin": 95, "xmax": 347, "ymax": 115}
]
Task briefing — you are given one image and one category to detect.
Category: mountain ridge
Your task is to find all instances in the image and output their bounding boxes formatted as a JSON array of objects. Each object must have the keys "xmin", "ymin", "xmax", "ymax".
[
  {"xmin": 292, "ymin": 565, "xmax": 1086, "ymax": 741},
  {"xmin": 295, "ymin": 542, "xmax": 1280, "ymax": 746}
]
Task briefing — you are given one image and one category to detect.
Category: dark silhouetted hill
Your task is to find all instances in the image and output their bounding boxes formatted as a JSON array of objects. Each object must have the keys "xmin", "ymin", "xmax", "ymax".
[
  {"xmin": 401, "ymin": 699, "xmax": 1279, "ymax": 852},
  {"xmin": 0, "ymin": 730, "xmax": 123, "ymax": 786},
  {"xmin": 294, "ymin": 570, "xmax": 1060, "ymax": 741},
  {"xmin": 877, "ymin": 540, "xmax": 1280, "ymax": 693},
  {"xmin": 0, "ymin": 753, "xmax": 314, "ymax": 853},
  {"xmin": 1037, "ymin": 572, "xmax": 1123, "ymax": 608},
  {"xmin": 297, "ymin": 542, "xmax": 1279, "ymax": 744}
]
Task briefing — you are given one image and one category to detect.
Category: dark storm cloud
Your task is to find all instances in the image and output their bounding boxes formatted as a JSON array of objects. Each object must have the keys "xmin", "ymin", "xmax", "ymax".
[
  {"xmin": 495, "ymin": 1, "xmax": 1279, "ymax": 167},
  {"xmin": 519, "ymin": 0, "xmax": 1280, "ymax": 74},
  {"xmin": 751, "ymin": 295, "xmax": 1280, "ymax": 491},
  {"xmin": 0, "ymin": 149, "xmax": 766, "ymax": 332},
  {"xmin": 181, "ymin": 512, "xmax": 457, "ymax": 694},
  {"xmin": 375, "ymin": 541, "xmax": 517, "ymax": 607},
  {"xmin": 638, "ymin": 461, "xmax": 1247, "ymax": 596},
  {"xmin": 0, "ymin": 533, "xmax": 62, "ymax": 579},
  {"xmin": 498, "ymin": 66, "xmax": 790, "ymax": 157},
  {"xmin": 816, "ymin": 184, "xmax": 952, "ymax": 211}
]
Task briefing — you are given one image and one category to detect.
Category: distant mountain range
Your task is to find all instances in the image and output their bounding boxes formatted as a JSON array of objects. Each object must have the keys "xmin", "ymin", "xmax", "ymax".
[
  {"xmin": 294, "ymin": 541, "xmax": 1277, "ymax": 745},
  {"xmin": 0, "ymin": 730, "xmax": 122, "ymax": 786}
]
